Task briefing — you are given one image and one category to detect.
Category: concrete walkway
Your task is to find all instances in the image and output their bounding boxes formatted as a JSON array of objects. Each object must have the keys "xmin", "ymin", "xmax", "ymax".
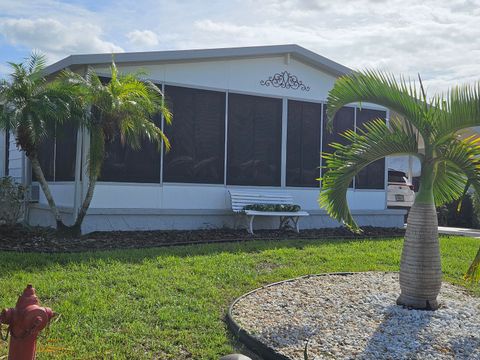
[{"xmin": 438, "ymin": 226, "xmax": 480, "ymax": 238}]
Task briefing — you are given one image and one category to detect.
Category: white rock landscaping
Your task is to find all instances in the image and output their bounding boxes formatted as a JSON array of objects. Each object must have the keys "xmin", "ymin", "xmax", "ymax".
[{"xmin": 230, "ymin": 272, "xmax": 479, "ymax": 359}]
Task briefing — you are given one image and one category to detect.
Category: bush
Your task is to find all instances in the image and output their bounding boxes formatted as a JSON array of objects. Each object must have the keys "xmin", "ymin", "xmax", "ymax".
[
  {"xmin": 0, "ymin": 177, "xmax": 27, "ymax": 226},
  {"xmin": 243, "ymin": 203, "xmax": 301, "ymax": 212},
  {"xmin": 437, "ymin": 193, "xmax": 480, "ymax": 229},
  {"xmin": 472, "ymin": 195, "xmax": 480, "ymax": 229}
]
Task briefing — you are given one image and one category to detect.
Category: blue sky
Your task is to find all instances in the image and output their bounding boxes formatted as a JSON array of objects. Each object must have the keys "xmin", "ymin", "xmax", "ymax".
[{"xmin": 1, "ymin": 0, "xmax": 479, "ymax": 93}]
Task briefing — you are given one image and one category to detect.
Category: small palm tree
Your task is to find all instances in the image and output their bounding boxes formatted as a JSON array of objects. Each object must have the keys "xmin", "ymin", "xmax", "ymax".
[
  {"xmin": 465, "ymin": 247, "xmax": 479, "ymax": 282},
  {"xmin": 62, "ymin": 63, "xmax": 171, "ymax": 235},
  {"xmin": 0, "ymin": 53, "xmax": 82, "ymax": 229},
  {"xmin": 320, "ymin": 70, "xmax": 480, "ymax": 309}
]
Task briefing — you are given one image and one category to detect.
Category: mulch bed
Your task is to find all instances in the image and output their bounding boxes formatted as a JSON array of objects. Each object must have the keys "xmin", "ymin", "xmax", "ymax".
[{"xmin": 0, "ymin": 225, "xmax": 405, "ymax": 253}]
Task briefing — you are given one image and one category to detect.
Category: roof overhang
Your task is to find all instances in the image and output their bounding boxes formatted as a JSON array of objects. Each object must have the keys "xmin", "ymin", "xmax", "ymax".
[{"xmin": 44, "ymin": 44, "xmax": 353, "ymax": 78}]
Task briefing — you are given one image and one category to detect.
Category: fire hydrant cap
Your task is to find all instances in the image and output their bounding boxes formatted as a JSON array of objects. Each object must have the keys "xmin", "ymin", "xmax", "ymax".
[{"xmin": 16, "ymin": 285, "xmax": 39, "ymax": 309}]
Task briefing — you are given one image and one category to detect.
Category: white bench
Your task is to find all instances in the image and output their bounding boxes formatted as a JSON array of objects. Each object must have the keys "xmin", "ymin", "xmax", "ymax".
[{"xmin": 229, "ymin": 190, "xmax": 309, "ymax": 234}]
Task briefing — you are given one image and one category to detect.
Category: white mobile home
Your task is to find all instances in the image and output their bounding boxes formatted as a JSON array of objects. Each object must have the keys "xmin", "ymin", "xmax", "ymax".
[{"xmin": 0, "ymin": 45, "xmax": 404, "ymax": 233}]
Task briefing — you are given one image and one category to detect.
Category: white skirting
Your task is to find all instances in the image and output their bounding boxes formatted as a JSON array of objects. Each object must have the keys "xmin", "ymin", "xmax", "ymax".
[{"xmin": 28, "ymin": 204, "xmax": 406, "ymax": 234}]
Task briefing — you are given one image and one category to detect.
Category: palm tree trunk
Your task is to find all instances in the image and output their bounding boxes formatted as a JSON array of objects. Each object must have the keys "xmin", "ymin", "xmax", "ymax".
[
  {"xmin": 72, "ymin": 175, "xmax": 97, "ymax": 234},
  {"xmin": 397, "ymin": 202, "xmax": 442, "ymax": 309},
  {"xmin": 71, "ymin": 126, "xmax": 104, "ymax": 236},
  {"xmin": 30, "ymin": 155, "xmax": 65, "ymax": 229},
  {"xmin": 397, "ymin": 161, "xmax": 442, "ymax": 310}
]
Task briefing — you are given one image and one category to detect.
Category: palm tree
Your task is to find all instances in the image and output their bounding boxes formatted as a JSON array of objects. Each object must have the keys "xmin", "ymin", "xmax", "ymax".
[
  {"xmin": 465, "ymin": 247, "xmax": 479, "ymax": 282},
  {"xmin": 320, "ymin": 70, "xmax": 480, "ymax": 309},
  {"xmin": 61, "ymin": 63, "xmax": 171, "ymax": 235},
  {"xmin": 0, "ymin": 53, "xmax": 82, "ymax": 229}
]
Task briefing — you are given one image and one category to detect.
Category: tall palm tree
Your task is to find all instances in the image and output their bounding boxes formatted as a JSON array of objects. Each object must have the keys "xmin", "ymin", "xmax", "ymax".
[
  {"xmin": 320, "ymin": 70, "xmax": 480, "ymax": 309},
  {"xmin": 0, "ymin": 53, "xmax": 82, "ymax": 229},
  {"xmin": 61, "ymin": 63, "xmax": 171, "ymax": 235}
]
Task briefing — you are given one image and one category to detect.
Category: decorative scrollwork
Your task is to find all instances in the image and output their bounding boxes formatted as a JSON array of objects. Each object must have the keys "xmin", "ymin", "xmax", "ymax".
[{"xmin": 260, "ymin": 71, "xmax": 310, "ymax": 91}]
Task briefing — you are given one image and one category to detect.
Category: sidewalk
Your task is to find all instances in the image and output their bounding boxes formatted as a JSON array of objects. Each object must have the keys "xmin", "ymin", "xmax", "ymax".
[{"xmin": 438, "ymin": 226, "xmax": 480, "ymax": 238}]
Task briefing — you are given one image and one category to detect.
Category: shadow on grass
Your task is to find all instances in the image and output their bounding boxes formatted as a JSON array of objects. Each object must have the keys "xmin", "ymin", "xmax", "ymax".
[{"xmin": 0, "ymin": 236, "xmax": 399, "ymax": 273}]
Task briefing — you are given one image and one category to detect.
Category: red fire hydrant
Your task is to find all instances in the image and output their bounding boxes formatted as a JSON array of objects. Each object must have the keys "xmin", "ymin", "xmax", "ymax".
[{"xmin": 0, "ymin": 285, "xmax": 54, "ymax": 360}]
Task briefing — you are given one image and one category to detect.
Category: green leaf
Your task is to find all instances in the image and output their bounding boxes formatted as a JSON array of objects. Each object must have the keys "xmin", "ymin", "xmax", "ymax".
[
  {"xmin": 326, "ymin": 70, "xmax": 429, "ymax": 141},
  {"xmin": 319, "ymin": 117, "xmax": 419, "ymax": 232}
]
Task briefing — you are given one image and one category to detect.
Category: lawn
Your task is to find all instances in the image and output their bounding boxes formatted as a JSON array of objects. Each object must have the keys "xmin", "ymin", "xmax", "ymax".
[{"xmin": 0, "ymin": 236, "xmax": 478, "ymax": 359}]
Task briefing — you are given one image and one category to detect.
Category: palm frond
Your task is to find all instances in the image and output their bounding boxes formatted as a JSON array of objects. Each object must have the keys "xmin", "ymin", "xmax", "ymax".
[
  {"xmin": 432, "ymin": 161, "xmax": 468, "ymax": 206},
  {"xmin": 435, "ymin": 135, "xmax": 480, "ymax": 203},
  {"xmin": 320, "ymin": 117, "xmax": 420, "ymax": 232},
  {"xmin": 326, "ymin": 70, "xmax": 430, "ymax": 140},
  {"xmin": 88, "ymin": 125, "xmax": 105, "ymax": 179},
  {"xmin": 464, "ymin": 246, "xmax": 480, "ymax": 282},
  {"xmin": 433, "ymin": 82, "xmax": 480, "ymax": 143}
]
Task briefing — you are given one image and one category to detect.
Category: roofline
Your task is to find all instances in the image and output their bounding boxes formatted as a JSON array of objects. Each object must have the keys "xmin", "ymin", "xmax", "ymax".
[{"xmin": 44, "ymin": 44, "xmax": 353, "ymax": 77}]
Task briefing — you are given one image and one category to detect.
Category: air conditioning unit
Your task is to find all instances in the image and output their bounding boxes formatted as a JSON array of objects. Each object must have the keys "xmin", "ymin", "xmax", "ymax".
[{"xmin": 29, "ymin": 184, "xmax": 40, "ymax": 203}]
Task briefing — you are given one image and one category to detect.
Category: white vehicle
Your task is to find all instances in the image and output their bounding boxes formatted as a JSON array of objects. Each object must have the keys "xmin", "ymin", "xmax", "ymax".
[{"xmin": 387, "ymin": 169, "xmax": 415, "ymax": 208}]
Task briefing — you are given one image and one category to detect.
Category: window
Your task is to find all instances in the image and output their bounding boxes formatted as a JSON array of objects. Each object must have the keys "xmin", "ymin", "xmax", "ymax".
[
  {"xmin": 355, "ymin": 108, "xmax": 387, "ymax": 189},
  {"xmin": 55, "ymin": 122, "xmax": 77, "ymax": 181},
  {"xmin": 36, "ymin": 127, "xmax": 55, "ymax": 182},
  {"xmin": 286, "ymin": 100, "xmax": 321, "ymax": 187},
  {"xmin": 96, "ymin": 77, "xmax": 161, "ymax": 183},
  {"xmin": 100, "ymin": 115, "xmax": 162, "ymax": 183},
  {"xmin": 227, "ymin": 93, "xmax": 282, "ymax": 186},
  {"xmin": 34, "ymin": 122, "xmax": 77, "ymax": 182},
  {"xmin": 321, "ymin": 106, "xmax": 355, "ymax": 187},
  {"xmin": 163, "ymin": 85, "xmax": 225, "ymax": 184}
]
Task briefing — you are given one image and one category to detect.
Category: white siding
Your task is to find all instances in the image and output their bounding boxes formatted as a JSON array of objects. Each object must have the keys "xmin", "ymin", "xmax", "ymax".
[{"xmin": 94, "ymin": 56, "xmax": 337, "ymax": 102}]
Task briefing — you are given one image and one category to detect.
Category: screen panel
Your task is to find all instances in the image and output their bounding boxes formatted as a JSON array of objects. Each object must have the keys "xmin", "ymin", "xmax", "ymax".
[
  {"xmin": 100, "ymin": 115, "xmax": 162, "ymax": 183},
  {"xmin": 35, "ymin": 127, "xmax": 55, "ymax": 182},
  {"xmin": 286, "ymin": 100, "xmax": 321, "ymax": 187},
  {"xmin": 321, "ymin": 106, "xmax": 355, "ymax": 188},
  {"xmin": 355, "ymin": 108, "xmax": 387, "ymax": 190},
  {"xmin": 55, "ymin": 122, "xmax": 77, "ymax": 181},
  {"xmin": 227, "ymin": 93, "xmax": 282, "ymax": 186},
  {"xmin": 163, "ymin": 85, "xmax": 226, "ymax": 184}
]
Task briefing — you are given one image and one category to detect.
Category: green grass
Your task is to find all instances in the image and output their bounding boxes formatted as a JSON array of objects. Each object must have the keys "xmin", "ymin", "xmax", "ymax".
[{"xmin": 0, "ymin": 236, "xmax": 478, "ymax": 359}]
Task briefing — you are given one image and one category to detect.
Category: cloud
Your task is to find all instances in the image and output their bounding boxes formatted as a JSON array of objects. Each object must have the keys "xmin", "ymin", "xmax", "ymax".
[
  {"xmin": 189, "ymin": 0, "xmax": 480, "ymax": 94},
  {"xmin": 126, "ymin": 30, "xmax": 159, "ymax": 48},
  {"xmin": 0, "ymin": 0, "xmax": 479, "ymax": 94},
  {"xmin": 0, "ymin": 17, "xmax": 123, "ymax": 61}
]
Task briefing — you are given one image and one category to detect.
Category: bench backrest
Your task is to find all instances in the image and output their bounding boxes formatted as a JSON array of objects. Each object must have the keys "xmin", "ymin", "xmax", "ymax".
[{"xmin": 229, "ymin": 190, "xmax": 295, "ymax": 213}]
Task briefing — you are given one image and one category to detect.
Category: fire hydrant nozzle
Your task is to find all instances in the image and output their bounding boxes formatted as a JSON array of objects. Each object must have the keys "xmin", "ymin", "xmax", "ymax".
[{"xmin": 0, "ymin": 285, "xmax": 54, "ymax": 360}]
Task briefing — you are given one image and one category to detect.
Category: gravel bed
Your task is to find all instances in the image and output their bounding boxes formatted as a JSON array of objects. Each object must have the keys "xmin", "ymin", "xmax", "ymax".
[
  {"xmin": 0, "ymin": 226, "xmax": 404, "ymax": 252},
  {"xmin": 231, "ymin": 272, "xmax": 480, "ymax": 359}
]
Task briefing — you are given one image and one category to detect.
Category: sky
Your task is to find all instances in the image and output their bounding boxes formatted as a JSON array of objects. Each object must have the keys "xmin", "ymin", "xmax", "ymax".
[{"xmin": 0, "ymin": 0, "xmax": 479, "ymax": 95}]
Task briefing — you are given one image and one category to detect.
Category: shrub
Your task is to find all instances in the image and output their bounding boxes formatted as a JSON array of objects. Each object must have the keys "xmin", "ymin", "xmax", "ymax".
[
  {"xmin": 243, "ymin": 204, "xmax": 301, "ymax": 212},
  {"xmin": 0, "ymin": 177, "xmax": 27, "ymax": 226},
  {"xmin": 437, "ymin": 192, "xmax": 480, "ymax": 229}
]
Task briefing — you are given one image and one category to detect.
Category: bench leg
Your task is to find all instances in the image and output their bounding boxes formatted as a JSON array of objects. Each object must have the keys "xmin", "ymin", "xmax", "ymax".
[
  {"xmin": 233, "ymin": 214, "xmax": 240, "ymax": 229},
  {"xmin": 279, "ymin": 216, "xmax": 300, "ymax": 232},
  {"xmin": 293, "ymin": 216, "xmax": 300, "ymax": 233},
  {"xmin": 279, "ymin": 216, "xmax": 289, "ymax": 230},
  {"xmin": 246, "ymin": 215, "xmax": 255, "ymax": 235}
]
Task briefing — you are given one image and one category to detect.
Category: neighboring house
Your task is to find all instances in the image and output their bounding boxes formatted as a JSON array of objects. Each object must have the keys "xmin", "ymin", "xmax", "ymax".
[{"xmin": 0, "ymin": 45, "xmax": 405, "ymax": 232}]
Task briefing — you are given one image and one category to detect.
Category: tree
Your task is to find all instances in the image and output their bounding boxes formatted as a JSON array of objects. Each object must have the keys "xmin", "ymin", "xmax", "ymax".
[
  {"xmin": 465, "ymin": 247, "xmax": 479, "ymax": 282},
  {"xmin": 61, "ymin": 63, "xmax": 171, "ymax": 235},
  {"xmin": 320, "ymin": 70, "xmax": 480, "ymax": 309},
  {"xmin": 0, "ymin": 53, "xmax": 82, "ymax": 230}
]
